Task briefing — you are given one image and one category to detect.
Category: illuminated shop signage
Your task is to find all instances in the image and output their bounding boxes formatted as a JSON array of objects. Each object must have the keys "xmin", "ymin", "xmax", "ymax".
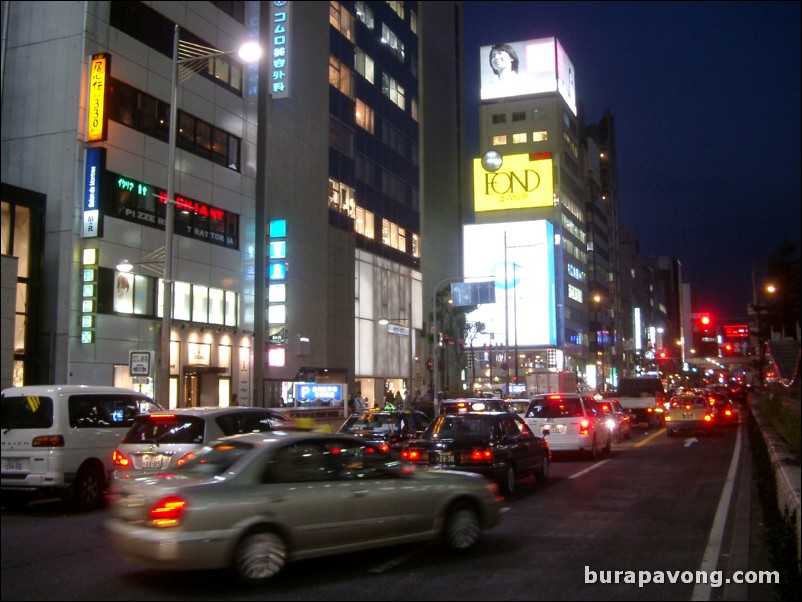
[
  {"xmin": 83, "ymin": 147, "xmax": 105, "ymax": 238},
  {"xmin": 269, "ymin": 1, "xmax": 292, "ymax": 98},
  {"xmin": 473, "ymin": 153, "xmax": 554, "ymax": 212},
  {"xmin": 87, "ymin": 53, "xmax": 109, "ymax": 141},
  {"xmin": 294, "ymin": 384, "xmax": 342, "ymax": 403},
  {"xmin": 80, "ymin": 248, "xmax": 98, "ymax": 343},
  {"xmin": 105, "ymin": 171, "xmax": 239, "ymax": 249}
]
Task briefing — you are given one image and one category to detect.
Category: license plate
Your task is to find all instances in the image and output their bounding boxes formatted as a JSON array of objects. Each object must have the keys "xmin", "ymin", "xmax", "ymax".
[
  {"xmin": 141, "ymin": 454, "xmax": 164, "ymax": 469},
  {"xmin": 3, "ymin": 458, "xmax": 25, "ymax": 471},
  {"xmin": 433, "ymin": 452, "xmax": 455, "ymax": 464}
]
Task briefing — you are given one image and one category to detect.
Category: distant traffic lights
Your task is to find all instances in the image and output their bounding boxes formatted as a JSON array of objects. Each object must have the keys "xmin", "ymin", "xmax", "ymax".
[{"xmin": 657, "ymin": 350, "xmax": 668, "ymax": 360}]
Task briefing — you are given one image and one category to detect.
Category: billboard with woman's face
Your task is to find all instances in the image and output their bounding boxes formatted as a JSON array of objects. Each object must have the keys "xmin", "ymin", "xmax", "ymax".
[{"xmin": 480, "ymin": 37, "xmax": 576, "ymax": 116}]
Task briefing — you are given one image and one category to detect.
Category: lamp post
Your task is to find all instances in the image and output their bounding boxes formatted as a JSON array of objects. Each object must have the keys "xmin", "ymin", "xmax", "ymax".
[{"xmin": 129, "ymin": 25, "xmax": 260, "ymax": 406}]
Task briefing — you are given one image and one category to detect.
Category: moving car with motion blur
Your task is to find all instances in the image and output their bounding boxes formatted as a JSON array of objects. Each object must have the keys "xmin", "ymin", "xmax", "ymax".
[
  {"xmin": 401, "ymin": 411, "xmax": 550, "ymax": 495},
  {"xmin": 105, "ymin": 431, "xmax": 502, "ymax": 584},
  {"xmin": 664, "ymin": 393, "xmax": 716, "ymax": 437},
  {"xmin": 112, "ymin": 406, "xmax": 295, "ymax": 474},
  {"xmin": 524, "ymin": 393, "xmax": 612, "ymax": 459},
  {"xmin": 338, "ymin": 409, "xmax": 430, "ymax": 456}
]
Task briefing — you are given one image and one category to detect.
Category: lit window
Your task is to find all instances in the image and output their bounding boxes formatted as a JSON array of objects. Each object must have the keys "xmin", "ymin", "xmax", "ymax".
[
  {"xmin": 491, "ymin": 135, "xmax": 507, "ymax": 146},
  {"xmin": 532, "ymin": 130, "xmax": 548, "ymax": 142},
  {"xmin": 355, "ymin": 99, "xmax": 374, "ymax": 133},
  {"xmin": 512, "ymin": 132, "xmax": 527, "ymax": 144}
]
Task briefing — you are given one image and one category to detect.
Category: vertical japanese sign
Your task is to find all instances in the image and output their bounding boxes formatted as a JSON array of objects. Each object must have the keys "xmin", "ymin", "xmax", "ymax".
[
  {"xmin": 87, "ymin": 53, "xmax": 109, "ymax": 141},
  {"xmin": 83, "ymin": 147, "xmax": 105, "ymax": 238},
  {"xmin": 269, "ymin": 1, "xmax": 291, "ymax": 98}
]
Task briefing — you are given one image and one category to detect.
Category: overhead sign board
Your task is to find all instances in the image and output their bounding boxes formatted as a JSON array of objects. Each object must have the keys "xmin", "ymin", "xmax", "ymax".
[{"xmin": 450, "ymin": 281, "xmax": 496, "ymax": 306}]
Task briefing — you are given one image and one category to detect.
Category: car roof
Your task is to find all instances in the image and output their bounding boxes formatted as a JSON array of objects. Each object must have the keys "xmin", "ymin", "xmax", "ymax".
[
  {"xmin": 443, "ymin": 397, "xmax": 504, "ymax": 402},
  {"xmin": 219, "ymin": 430, "xmax": 372, "ymax": 447},
  {"xmin": 140, "ymin": 406, "xmax": 288, "ymax": 417},
  {"xmin": 2, "ymin": 385, "xmax": 150, "ymax": 397}
]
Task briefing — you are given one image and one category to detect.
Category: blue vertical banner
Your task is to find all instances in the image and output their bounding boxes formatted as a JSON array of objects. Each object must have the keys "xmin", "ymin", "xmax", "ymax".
[{"xmin": 83, "ymin": 146, "xmax": 105, "ymax": 238}]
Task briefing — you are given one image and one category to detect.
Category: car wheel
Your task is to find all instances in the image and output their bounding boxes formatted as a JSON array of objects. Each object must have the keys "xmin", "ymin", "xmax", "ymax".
[
  {"xmin": 65, "ymin": 464, "xmax": 105, "ymax": 511},
  {"xmin": 232, "ymin": 528, "xmax": 287, "ymax": 584},
  {"xmin": 442, "ymin": 502, "xmax": 482, "ymax": 551},
  {"xmin": 534, "ymin": 456, "xmax": 549, "ymax": 483},
  {"xmin": 624, "ymin": 428, "xmax": 632, "ymax": 440},
  {"xmin": 502, "ymin": 464, "xmax": 517, "ymax": 496},
  {"xmin": 602, "ymin": 435, "xmax": 612, "ymax": 457}
]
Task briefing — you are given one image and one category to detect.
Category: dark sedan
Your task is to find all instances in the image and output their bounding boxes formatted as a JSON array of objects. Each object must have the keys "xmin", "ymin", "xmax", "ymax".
[
  {"xmin": 338, "ymin": 410, "xmax": 430, "ymax": 456},
  {"xmin": 401, "ymin": 412, "xmax": 550, "ymax": 496}
]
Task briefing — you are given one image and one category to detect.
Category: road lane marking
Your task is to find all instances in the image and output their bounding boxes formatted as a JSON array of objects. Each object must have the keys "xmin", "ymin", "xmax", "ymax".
[
  {"xmin": 569, "ymin": 458, "xmax": 611, "ymax": 479},
  {"xmin": 634, "ymin": 428, "xmax": 665, "ymax": 448}
]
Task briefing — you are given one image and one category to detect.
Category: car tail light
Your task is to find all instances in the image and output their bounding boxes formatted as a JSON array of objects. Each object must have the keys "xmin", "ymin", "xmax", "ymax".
[
  {"xmin": 149, "ymin": 496, "xmax": 187, "ymax": 527},
  {"xmin": 378, "ymin": 443, "xmax": 390, "ymax": 453},
  {"xmin": 462, "ymin": 448, "xmax": 493, "ymax": 463},
  {"xmin": 704, "ymin": 413, "xmax": 713, "ymax": 422},
  {"xmin": 112, "ymin": 449, "xmax": 131, "ymax": 467},
  {"xmin": 175, "ymin": 451, "xmax": 197, "ymax": 467},
  {"xmin": 31, "ymin": 435, "xmax": 65, "ymax": 447},
  {"xmin": 401, "ymin": 449, "xmax": 425, "ymax": 462},
  {"xmin": 665, "ymin": 415, "xmax": 673, "ymax": 422},
  {"xmin": 579, "ymin": 419, "xmax": 590, "ymax": 435},
  {"xmin": 486, "ymin": 481, "xmax": 503, "ymax": 502},
  {"xmin": 146, "ymin": 413, "xmax": 179, "ymax": 424}
]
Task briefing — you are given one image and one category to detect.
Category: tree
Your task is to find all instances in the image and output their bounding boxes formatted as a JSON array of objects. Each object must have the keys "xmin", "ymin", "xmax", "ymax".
[
  {"xmin": 464, "ymin": 319, "xmax": 486, "ymax": 392},
  {"xmin": 766, "ymin": 238, "xmax": 801, "ymax": 340}
]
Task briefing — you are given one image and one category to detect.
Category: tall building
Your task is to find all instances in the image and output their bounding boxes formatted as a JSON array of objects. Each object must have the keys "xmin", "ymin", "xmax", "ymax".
[
  {"xmin": 465, "ymin": 37, "xmax": 589, "ymax": 394},
  {"xmin": 1, "ymin": 1, "xmax": 466, "ymax": 409}
]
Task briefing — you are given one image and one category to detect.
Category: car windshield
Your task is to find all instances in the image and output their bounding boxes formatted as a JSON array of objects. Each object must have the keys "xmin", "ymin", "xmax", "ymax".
[
  {"xmin": 422, "ymin": 415, "xmax": 493, "ymax": 439},
  {"xmin": 176, "ymin": 440, "xmax": 255, "ymax": 476},
  {"xmin": 526, "ymin": 398, "xmax": 583, "ymax": 418}
]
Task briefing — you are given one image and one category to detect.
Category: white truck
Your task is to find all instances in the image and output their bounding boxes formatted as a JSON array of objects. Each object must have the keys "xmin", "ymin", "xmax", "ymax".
[
  {"xmin": 614, "ymin": 376, "xmax": 667, "ymax": 428},
  {"xmin": 525, "ymin": 371, "xmax": 578, "ymax": 395}
]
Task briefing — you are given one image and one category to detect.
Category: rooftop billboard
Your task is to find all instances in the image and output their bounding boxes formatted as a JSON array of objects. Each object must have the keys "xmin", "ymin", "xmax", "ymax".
[
  {"xmin": 480, "ymin": 37, "xmax": 576, "ymax": 115},
  {"xmin": 473, "ymin": 152, "xmax": 554, "ymax": 212}
]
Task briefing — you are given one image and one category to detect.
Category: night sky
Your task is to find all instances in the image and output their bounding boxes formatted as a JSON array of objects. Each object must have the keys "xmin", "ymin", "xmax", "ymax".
[{"xmin": 462, "ymin": 1, "xmax": 801, "ymax": 322}]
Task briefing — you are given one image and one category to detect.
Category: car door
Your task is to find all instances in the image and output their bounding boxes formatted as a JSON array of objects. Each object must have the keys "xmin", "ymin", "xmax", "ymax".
[{"xmin": 508, "ymin": 414, "xmax": 543, "ymax": 475}]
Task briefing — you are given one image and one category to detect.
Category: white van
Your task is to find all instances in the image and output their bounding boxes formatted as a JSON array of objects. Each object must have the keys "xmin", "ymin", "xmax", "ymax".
[{"xmin": 1, "ymin": 385, "xmax": 161, "ymax": 511}]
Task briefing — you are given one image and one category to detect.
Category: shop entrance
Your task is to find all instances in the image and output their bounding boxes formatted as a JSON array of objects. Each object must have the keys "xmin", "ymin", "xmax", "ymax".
[{"xmin": 182, "ymin": 366, "xmax": 228, "ymax": 407}]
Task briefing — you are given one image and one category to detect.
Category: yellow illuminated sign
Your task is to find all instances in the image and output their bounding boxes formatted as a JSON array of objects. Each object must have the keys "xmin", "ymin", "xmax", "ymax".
[
  {"xmin": 473, "ymin": 153, "xmax": 554, "ymax": 212},
  {"xmin": 87, "ymin": 54, "xmax": 109, "ymax": 141}
]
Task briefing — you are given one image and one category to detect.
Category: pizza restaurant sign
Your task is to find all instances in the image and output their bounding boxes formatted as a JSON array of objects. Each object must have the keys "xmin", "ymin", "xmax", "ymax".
[{"xmin": 473, "ymin": 152, "xmax": 554, "ymax": 212}]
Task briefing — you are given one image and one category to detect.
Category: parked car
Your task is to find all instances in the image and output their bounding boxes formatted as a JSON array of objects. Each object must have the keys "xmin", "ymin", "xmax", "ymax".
[
  {"xmin": 665, "ymin": 394, "xmax": 716, "ymax": 437},
  {"xmin": 596, "ymin": 397, "xmax": 632, "ymax": 442},
  {"xmin": 401, "ymin": 411, "xmax": 550, "ymax": 495},
  {"xmin": 524, "ymin": 393, "xmax": 612, "ymax": 459},
  {"xmin": 440, "ymin": 398, "xmax": 509, "ymax": 415},
  {"xmin": 1, "ymin": 385, "xmax": 162, "ymax": 511},
  {"xmin": 112, "ymin": 406, "xmax": 295, "ymax": 474},
  {"xmin": 338, "ymin": 410, "xmax": 430, "ymax": 457},
  {"xmin": 105, "ymin": 431, "xmax": 502, "ymax": 584}
]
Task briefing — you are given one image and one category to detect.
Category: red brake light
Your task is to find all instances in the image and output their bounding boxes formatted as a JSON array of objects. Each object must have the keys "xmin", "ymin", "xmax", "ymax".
[
  {"xmin": 469, "ymin": 449, "xmax": 493, "ymax": 461},
  {"xmin": 149, "ymin": 496, "xmax": 187, "ymax": 527},
  {"xmin": 147, "ymin": 413, "xmax": 179, "ymax": 424},
  {"xmin": 378, "ymin": 443, "xmax": 390, "ymax": 453},
  {"xmin": 579, "ymin": 419, "xmax": 590, "ymax": 435},
  {"xmin": 402, "ymin": 449, "xmax": 422, "ymax": 461},
  {"xmin": 175, "ymin": 451, "xmax": 197, "ymax": 467},
  {"xmin": 31, "ymin": 435, "xmax": 65, "ymax": 447},
  {"xmin": 112, "ymin": 449, "xmax": 130, "ymax": 467}
]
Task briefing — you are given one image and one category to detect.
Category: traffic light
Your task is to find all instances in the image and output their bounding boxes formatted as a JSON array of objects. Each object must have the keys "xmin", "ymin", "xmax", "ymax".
[
  {"xmin": 426, "ymin": 359, "xmax": 433, "ymax": 371},
  {"xmin": 657, "ymin": 350, "xmax": 668, "ymax": 360},
  {"xmin": 693, "ymin": 312, "xmax": 718, "ymax": 356}
]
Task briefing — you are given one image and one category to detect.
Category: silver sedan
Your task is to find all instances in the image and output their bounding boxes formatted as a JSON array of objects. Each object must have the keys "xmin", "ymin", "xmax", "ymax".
[{"xmin": 105, "ymin": 431, "xmax": 502, "ymax": 584}]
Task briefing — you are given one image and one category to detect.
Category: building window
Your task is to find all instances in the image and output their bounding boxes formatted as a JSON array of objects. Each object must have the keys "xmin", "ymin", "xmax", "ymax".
[
  {"xmin": 387, "ymin": 0, "xmax": 404, "ymax": 19},
  {"xmin": 329, "ymin": 1, "xmax": 354, "ymax": 41},
  {"xmin": 412, "ymin": 233, "xmax": 420, "ymax": 258},
  {"xmin": 381, "ymin": 23, "xmax": 405, "ymax": 63},
  {"xmin": 355, "ymin": 48, "xmax": 375, "ymax": 84},
  {"xmin": 409, "ymin": 9, "xmax": 417, "ymax": 34},
  {"xmin": 328, "ymin": 178, "xmax": 356, "ymax": 218},
  {"xmin": 492, "ymin": 113, "xmax": 506, "ymax": 124},
  {"xmin": 512, "ymin": 132, "xmax": 527, "ymax": 144},
  {"xmin": 329, "ymin": 117, "xmax": 354, "ymax": 157},
  {"xmin": 532, "ymin": 130, "xmax": 548, "ymax": 142},
  {"xmin": 329, "ymin": 57, "xmax": 354, "ymax": 99},
  {"xmin": 355, "ymin": 1, "xmax": 374, "ymax": 29},
  {"xmin": 355, "ymin": 206, "xmax": 375, "ymax": 238},
  {"xmin": 381, "ymin": 73, "xmax": 405, "ymax": 111},
  {"xmin": 512, "ymin": 111, "xmax": 526, "ymax": 122},
  {"xmin": 107, "ymin": 78, "xmax": 241, "ymax": 171},
  {"xmin": 491, "ymin": 135, "xmax": 507, "ymax": 146},
  {"xmin": 355, "ymin": 99, "xmax": 375, "ymax": 133}
]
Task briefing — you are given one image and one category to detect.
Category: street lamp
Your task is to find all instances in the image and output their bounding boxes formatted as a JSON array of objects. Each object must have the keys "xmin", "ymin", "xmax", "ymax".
[{"xmin": 126, "ymin": 25, "xmax": 260, "ymax": 406}]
